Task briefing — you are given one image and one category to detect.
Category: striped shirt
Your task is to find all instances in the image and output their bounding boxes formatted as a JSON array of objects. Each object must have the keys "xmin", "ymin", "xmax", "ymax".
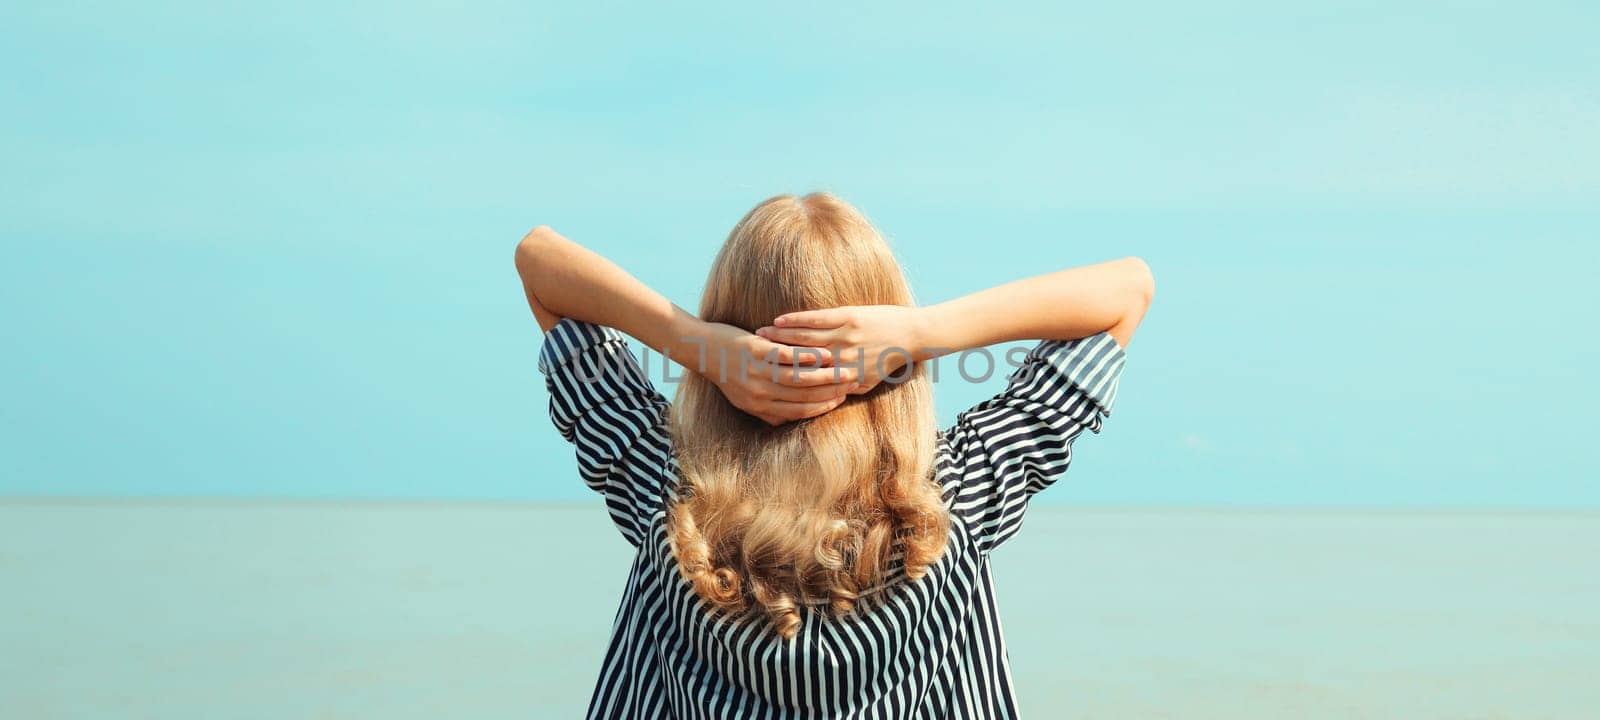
[{"xmin": 537, "ymin": 319, "xmax": 1126, "ymax": 719}]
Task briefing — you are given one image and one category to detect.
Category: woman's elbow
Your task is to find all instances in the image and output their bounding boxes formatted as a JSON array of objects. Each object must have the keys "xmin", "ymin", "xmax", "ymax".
[
  {"xmin": 514, "ymin": 225, "xmax": 557, "ymax": 275},
  {"xmin": 1107, "ymin": 257, "xmax": 1153, "ymax": 347},
  {"xmin": 1121, "ymin": 256, "xmax": 1155, "ymax": 310}
]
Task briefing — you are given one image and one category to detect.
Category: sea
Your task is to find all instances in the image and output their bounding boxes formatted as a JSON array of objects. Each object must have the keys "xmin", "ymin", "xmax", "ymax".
[{"xmin": 2, "ymin": 501, "xmax": 1595, "ymax": 719}]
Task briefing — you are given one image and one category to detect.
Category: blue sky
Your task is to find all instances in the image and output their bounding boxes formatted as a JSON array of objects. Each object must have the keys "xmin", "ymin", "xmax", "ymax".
[{"xmin": 2, "ymin": 1, "xmax": 1596, "ymax": 505}]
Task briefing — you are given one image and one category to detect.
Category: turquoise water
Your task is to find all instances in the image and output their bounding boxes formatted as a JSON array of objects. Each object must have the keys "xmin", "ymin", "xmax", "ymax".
[{"xmin": 3, "ymin": 501, "xmax": 1595, "ymax": 718}]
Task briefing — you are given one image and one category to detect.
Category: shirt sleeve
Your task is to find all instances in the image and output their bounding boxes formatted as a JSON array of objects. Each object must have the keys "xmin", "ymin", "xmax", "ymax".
[
  {"xmin": 538, "ymin": 318, "xmax": 674, "ymax": 546},
  {"xmin": 937, "ymin": 332, "xmax": 1126, "ymax": 554}
]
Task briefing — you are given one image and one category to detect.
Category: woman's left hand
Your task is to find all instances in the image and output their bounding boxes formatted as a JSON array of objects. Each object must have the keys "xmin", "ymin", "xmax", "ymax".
[
  {"xmin": 756, "ymin": 305, "xmax": 928, "ymax": 394},
  {"xmin": 679, "ymin": 320, "xmax": 860, "ymax": 425}
]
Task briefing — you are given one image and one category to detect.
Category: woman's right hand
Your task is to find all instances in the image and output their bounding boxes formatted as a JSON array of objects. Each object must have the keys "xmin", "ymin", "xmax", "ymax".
[
  {"xmin": 755, "ymin": 305, "xmax": 929, "ymax": 394},
  {"xmin": 677, "ymin": 320, "xmax": 861, "ymax": 426}
]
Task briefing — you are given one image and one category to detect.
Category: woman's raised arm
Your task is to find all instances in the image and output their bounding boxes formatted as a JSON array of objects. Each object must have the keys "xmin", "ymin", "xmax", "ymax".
[
  {"xmin": 757, "ymin": 258, "xmax": 1154, "ymax": 390},
  {"xmin": 514, "ymin": 226, "xmax": 686, "ymax": 338},
  {"xmin": 917, "ymin": 256, "xmax": 1154, "ymax": 352},
  {"xmin": 513, "ymin": 226, "xmax": 859, "ymax": 424}
]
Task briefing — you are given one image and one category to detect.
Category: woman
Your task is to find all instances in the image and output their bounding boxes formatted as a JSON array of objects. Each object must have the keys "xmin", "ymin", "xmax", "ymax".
[{"xmin": 515, "ymin": 193, "xmax": 1153, "ymax": 719}]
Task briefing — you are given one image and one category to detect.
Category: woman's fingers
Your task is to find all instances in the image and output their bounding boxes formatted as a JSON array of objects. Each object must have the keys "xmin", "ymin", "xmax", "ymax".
[
  {"xmin": 773, "ymin": 309, "xmax": 851, "ymax": 328},
  {"xmin": 757, "ymin": 326, "xmax": 838, "ymax": 347},
  {"xmin": 769, "ymin": 379, "xmax": 856, "ymax": 403},
  {"xmin": 767, "ymin": 364, "xmax": 859, "ymax": 388},
  {"xmin": 744, "ymin": 384, "xmax": 852, "ymax": 425},
  {"xmin": 762, "ymin": 340, "xmax": 831, "ymax": 366}
]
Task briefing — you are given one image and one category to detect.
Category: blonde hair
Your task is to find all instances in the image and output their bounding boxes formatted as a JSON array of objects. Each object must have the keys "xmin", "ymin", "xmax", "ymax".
[{"xmin": 667, "ymin": 193, "xmax": 949, "ymax": 639}]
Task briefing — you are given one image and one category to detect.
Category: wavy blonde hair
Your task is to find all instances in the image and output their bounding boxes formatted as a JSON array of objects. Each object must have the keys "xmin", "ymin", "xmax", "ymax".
[{"xmin": 667, "ymin": 193, "xmax": 949, "ymax": 639}]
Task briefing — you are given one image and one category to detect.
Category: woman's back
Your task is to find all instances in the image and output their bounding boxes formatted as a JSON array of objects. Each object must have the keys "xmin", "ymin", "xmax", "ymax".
[
  {"xmin": 538, "ymin": 317, "xmax": 1127, "ymax": 719},
  {"xmin": 517, "ymin": 191, "xmax": 1150, "ymax": 717}
]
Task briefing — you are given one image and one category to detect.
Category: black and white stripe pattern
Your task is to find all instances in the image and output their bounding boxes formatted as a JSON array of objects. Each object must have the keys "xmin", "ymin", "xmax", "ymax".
[{"xmin": 538, "ymin": 319, "xmax": 1126, "ymax": 719}]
